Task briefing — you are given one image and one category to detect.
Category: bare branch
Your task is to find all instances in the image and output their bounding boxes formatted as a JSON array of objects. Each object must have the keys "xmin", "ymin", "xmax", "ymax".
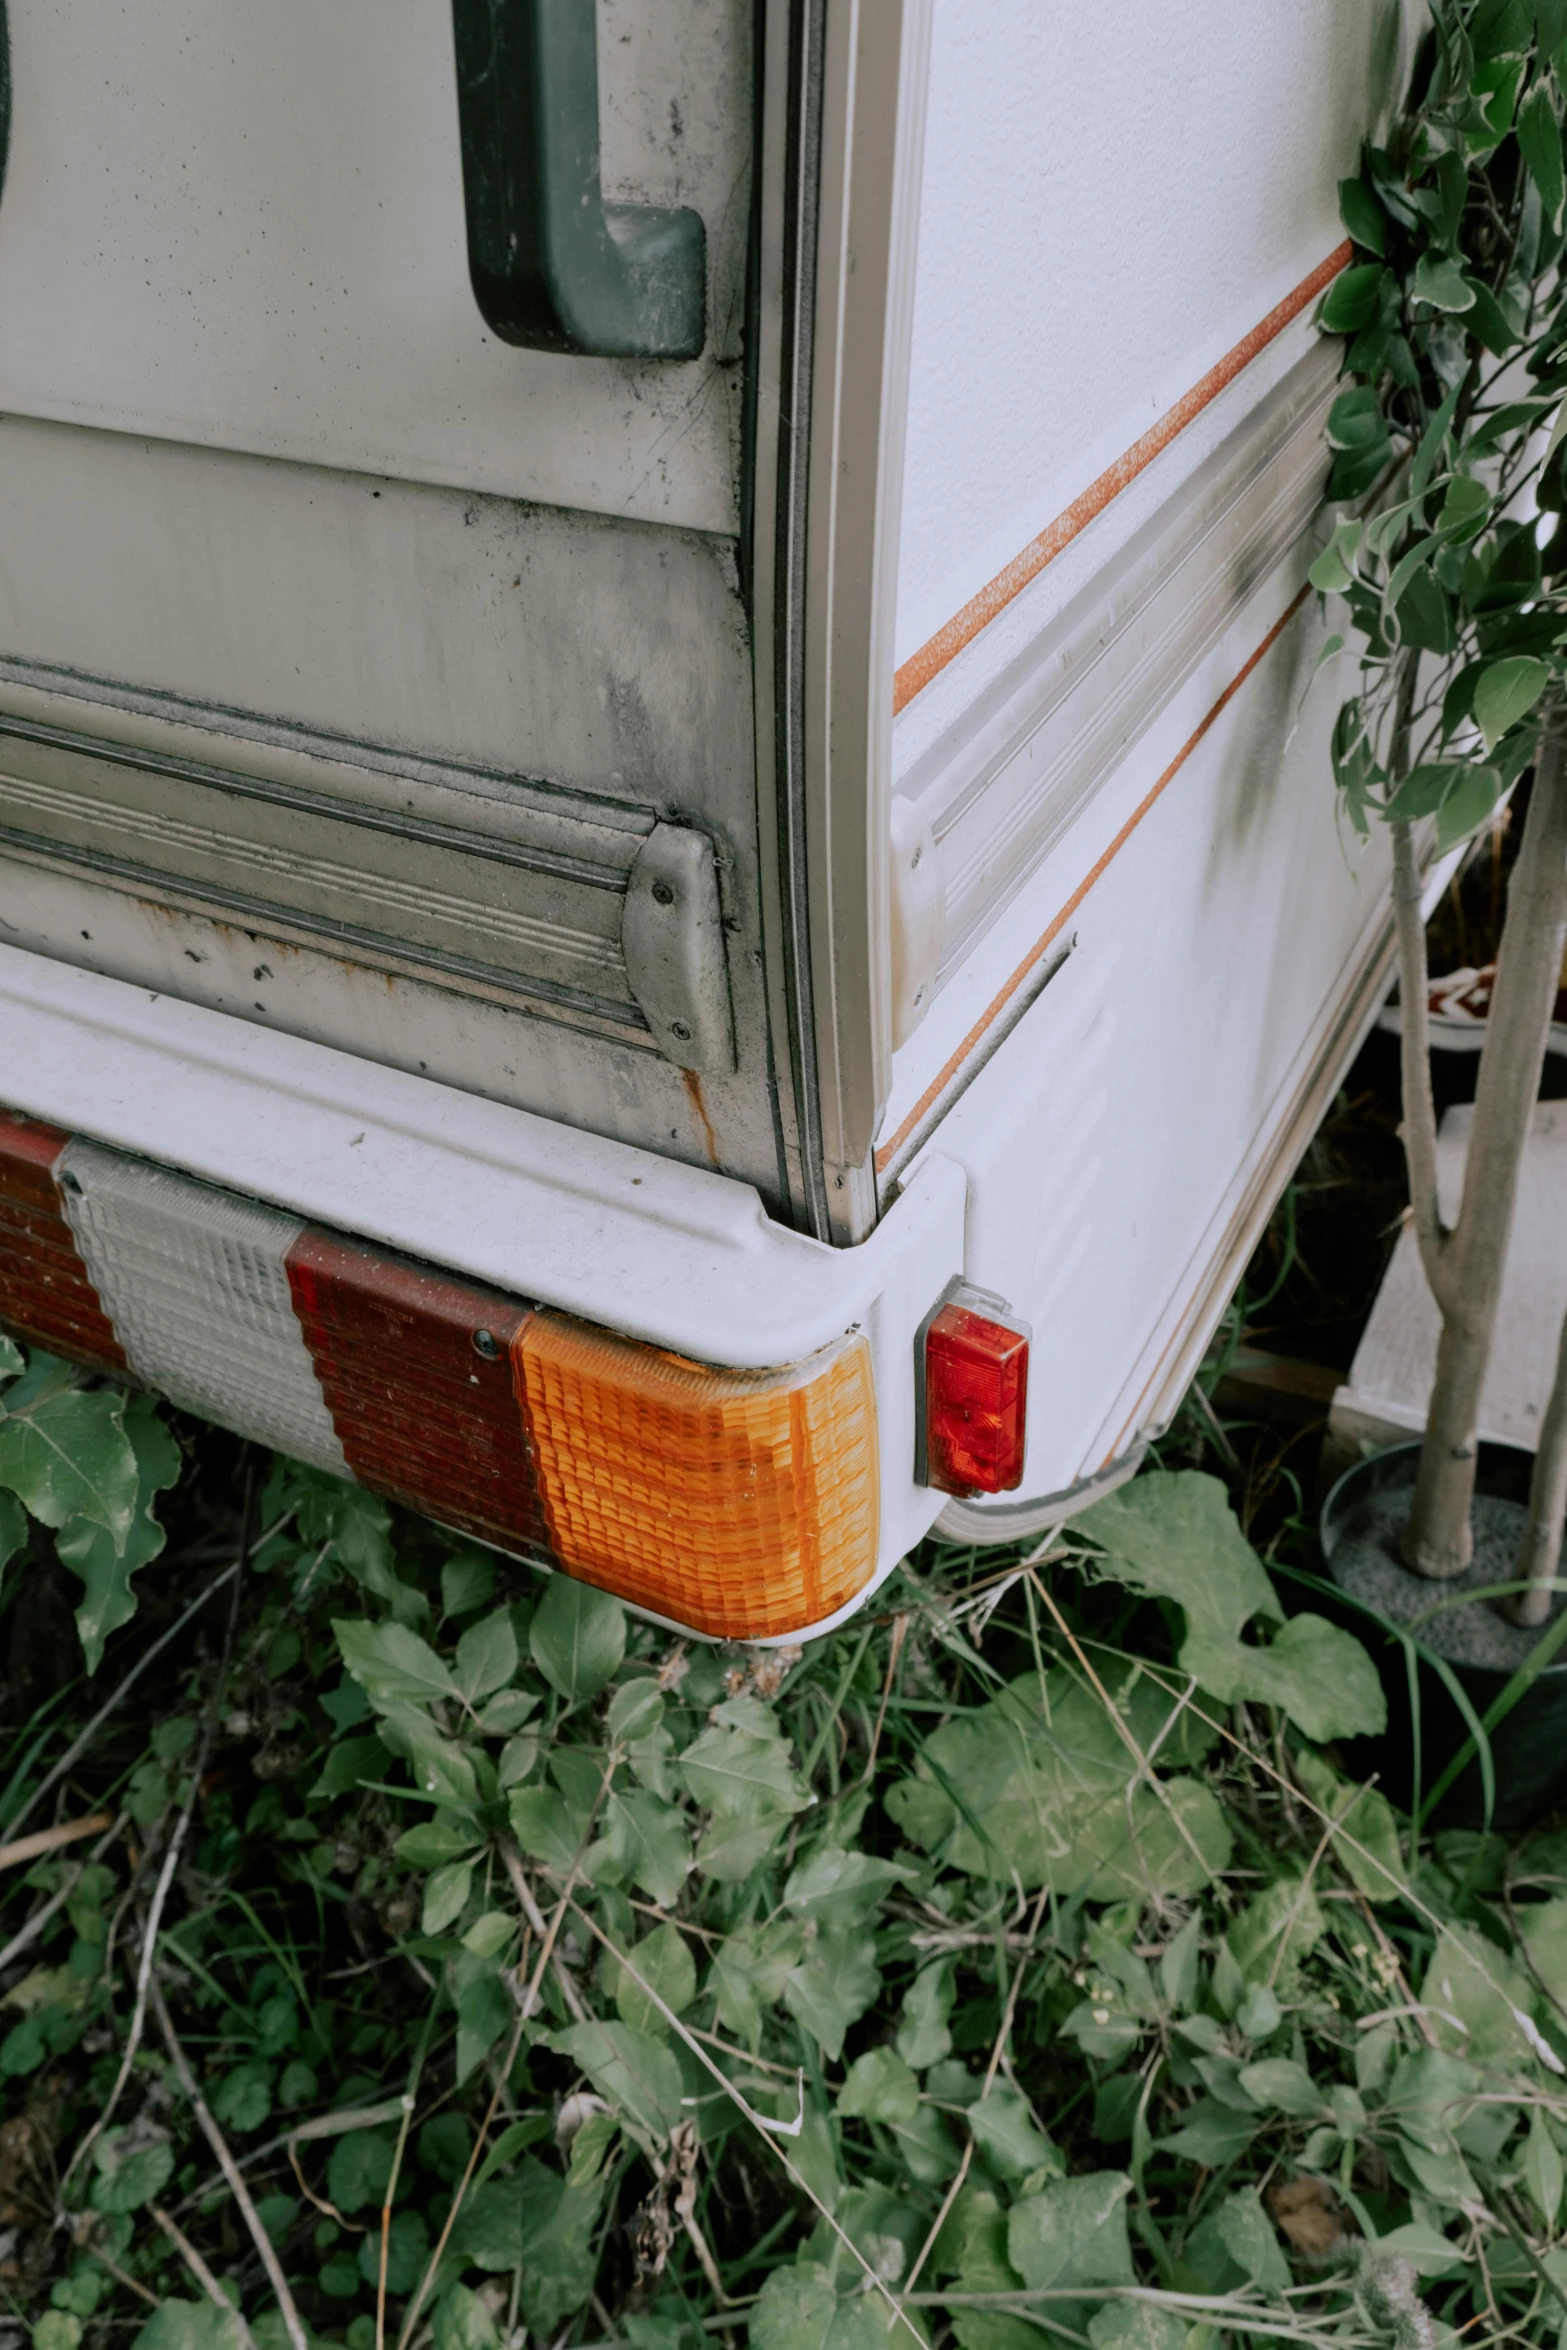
[
  {"xmin": 151, "ymin": 1975, "xmax": 311, "ymax": 2350},
  {"xmin": 1511, "ymin": 1298, "xmax": 1567, "ymax": 1627},
  {"xmin": 1391, "ymin": 817, "xmax": 1452, "ymax": 1306},
  {"xmin": 152, "ymin": 2206, "xmax": 261, "ymax": 2350},
  {"xmin": 1408, "ymin": 723, "xmax": 1567, "ymax": 1574}
]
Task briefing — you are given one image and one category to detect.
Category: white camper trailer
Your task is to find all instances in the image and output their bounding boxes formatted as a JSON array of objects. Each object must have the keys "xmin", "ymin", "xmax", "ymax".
[{"xmin": 0, "ymin": 0, "xmax": 1423, "ymax": 1641}]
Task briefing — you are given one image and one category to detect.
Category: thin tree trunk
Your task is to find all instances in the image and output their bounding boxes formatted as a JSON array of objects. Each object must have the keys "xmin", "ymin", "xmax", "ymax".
[
  {"xmin": 1404, "ymin": 727, "xmax": 1567, "ymax": 1576},
  {"xmin": 1392, "ymin": 816, "xmax": 1454, "ymax": 1308},
  {"xmin": 1511, "ymin": 1300, "xmax": 1567, "ymax": 1628}
]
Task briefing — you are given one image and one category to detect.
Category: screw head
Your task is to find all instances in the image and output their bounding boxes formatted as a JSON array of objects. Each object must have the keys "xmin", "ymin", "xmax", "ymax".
[
  {"xmin": 472, "ymin": 1326, "xmax": 501, "ymax": 1360},
  {"xmin": 670, "ymin": 1021, "xmax": 692, "ymax": 1042},
  {"xmin": 652, "ymin": 880, "xmax": 676, "ymax": 906}
]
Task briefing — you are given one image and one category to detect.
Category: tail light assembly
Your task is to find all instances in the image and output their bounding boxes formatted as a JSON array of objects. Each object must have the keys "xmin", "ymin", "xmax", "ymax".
[
  {"xmin": 920, "ymin": 1280, "xmax": 1031, "ymax": 1498},
  {"xmin": 0, "ymin": 1108, "xmax": 879, "ymax": 1644}
]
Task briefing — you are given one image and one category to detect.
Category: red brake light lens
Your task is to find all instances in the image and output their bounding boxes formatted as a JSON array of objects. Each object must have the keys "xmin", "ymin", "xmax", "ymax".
[{"xmin": 924, "ymin": 1292, "xmax": 1029, "ymax": 1496}]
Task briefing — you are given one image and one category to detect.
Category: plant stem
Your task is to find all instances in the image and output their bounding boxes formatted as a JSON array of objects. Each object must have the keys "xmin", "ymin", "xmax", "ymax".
[
  {"xmin": 1406, "ymin": 727, "xmax": 1567, "ymax": 1575},
  {"xmin": 1391, "ymin": 816, "xmax": 1452, "ymax": 1307},
  {"xmin": 1511, "ymin": 1299, "xmax": 1567, "ymax": 1627},
  {"xmin": 151, "ymin": 1975, "xmax": 311, "ymax": 2350}
]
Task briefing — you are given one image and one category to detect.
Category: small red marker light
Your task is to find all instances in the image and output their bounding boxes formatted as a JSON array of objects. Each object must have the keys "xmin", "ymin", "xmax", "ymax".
[{"xmin": 922, "ymin": 1284, "xmax": 1030, "ymax": 1497}]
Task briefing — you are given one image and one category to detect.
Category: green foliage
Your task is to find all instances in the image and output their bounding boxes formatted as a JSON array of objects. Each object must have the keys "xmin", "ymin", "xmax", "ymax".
[
  {"xmin": 0, "ymin": 1343, "xmax": 180, "ymax": 1669},
  {"xmin": 10, "ymin": 1327, "xmax": 1567, "ymax": 2350},
  {"xmin": 1075, "ymin": 1472, "xmax": 1386, "ymax": 1739},
  {"xmin": 1316, "ymin": 0, "xmax": 1567, "ymax": 861}
]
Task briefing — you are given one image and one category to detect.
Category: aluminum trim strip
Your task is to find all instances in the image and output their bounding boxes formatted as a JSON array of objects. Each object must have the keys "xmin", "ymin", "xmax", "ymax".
[
  {"xmin": 891, "ymin": 243, "xmax": 1349, "ymax": 713},
  {"xmin": 900, "ymin": 343, "xmax": 1338, "ymax": 987}
]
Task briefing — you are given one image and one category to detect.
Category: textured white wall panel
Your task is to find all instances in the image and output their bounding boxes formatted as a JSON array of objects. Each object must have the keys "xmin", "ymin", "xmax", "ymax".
[
  {"xmin": 0, "ymin": 0, "xmax": 749, "ymax": 532},
  {"xmin": 896, "ymin": 0, "xmax": 1419, "ymax": 670}
]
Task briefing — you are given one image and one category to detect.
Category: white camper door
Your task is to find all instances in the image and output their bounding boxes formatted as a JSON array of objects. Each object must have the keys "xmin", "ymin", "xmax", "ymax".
[{"xmin": 0, "ymin": 1, "xmax": 788, "ymax": 1198}]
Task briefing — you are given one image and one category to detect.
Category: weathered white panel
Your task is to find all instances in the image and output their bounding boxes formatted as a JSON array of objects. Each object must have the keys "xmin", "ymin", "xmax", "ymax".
[
  {"xmin": 895, "ymin": 571, "xmax": 1392, "ymax": 1502},
  {"xmin": 0, "ymin": 417, "xmax": 752, "ymax": 794},
  {"xmin": 0, "ymin": 0, "xmax": 748, "ymax": 533},
  {"xmin": 896, "ymin": 0, "xmax": 1417, "ymax": 671}
]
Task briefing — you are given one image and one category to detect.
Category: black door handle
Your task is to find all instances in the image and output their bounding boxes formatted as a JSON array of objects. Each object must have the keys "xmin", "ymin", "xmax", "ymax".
[{"xmin": 451, "ymin": 0, "xmax": 706, "ymax": 360}]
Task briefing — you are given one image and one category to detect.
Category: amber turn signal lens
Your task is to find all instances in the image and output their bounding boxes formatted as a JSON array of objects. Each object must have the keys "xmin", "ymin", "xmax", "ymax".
[
  {"xmin": 513, "ymin": 1313, "xmax": 880, "ymax": 1640},
  {"xmin": 925, "ymin": 1297, "xmax": 1029, "ymax": 1496}
]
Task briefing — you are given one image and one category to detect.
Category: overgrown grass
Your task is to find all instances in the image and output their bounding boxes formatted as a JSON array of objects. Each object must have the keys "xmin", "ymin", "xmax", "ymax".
[{"xmin": 6, "ymin": 1385, "xmax": 1567, "ymax": 2350}]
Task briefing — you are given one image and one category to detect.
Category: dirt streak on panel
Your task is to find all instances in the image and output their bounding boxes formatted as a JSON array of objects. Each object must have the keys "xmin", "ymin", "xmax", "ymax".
[{"xmin": 682, "ymin": 1068, "xmax": 720, "ymax": 1167}]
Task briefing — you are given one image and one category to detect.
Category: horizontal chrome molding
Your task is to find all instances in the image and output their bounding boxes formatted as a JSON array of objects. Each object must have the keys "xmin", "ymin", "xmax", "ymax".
[
  {"xmin": 0, "ymin": 659, "xmax": 682, "ymax": 1042},
  {"xmin": 897, "ymin": 341, "xmax": 1339, "ymax": 988}
]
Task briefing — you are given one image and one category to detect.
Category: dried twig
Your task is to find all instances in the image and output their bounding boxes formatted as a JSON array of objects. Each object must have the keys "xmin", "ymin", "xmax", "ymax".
[
  {"xmin": 67, "ymin": 1511, "xmax": 250, "ymax": 2190},
  {"xmin": 0, "ymin": 1813, "xmax": 125, "ymax": 1973},
  {"xmin": 859, "ymin": 1612, "xmax": 909, "ymax": 1786},
  {"xmin": 5, "ymin": 1505, "xmax": 287, "ymax": 1845},
  {"xmin": 153, "ymin": 2205, "xmax": 261, "ymax": 2350},
  {"xmin": 151, "ymin": 1974, "xmax": 310, "ymax": 2350},
  {"xmin": 396, "ymin": 1767, "xmax": 618, "ymax": 2350},
  {"xmin": 0, "ymin": 1812, "xmax": 114, "ymax": 1872},
  {"xmin": 500, "ymin": 1843, "xmax": 589, "ymax": 2021},
  {"xmin": 567, "ymin": 1898, "xmax": 920, "ymax": 2347}
]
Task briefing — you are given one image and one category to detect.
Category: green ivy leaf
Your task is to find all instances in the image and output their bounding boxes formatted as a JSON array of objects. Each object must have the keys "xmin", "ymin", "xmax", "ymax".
[
  {"xmin": 56, "ymin": 1396, "xmax": 181, "ymax": 1674},
  {"xmin": 1413, "ymin": 252, "xmax": 1477, "ymax": 312},
  {"xmin": 967, "ymin": 2084, "xmax": 1063, "ymax": 2182},
  {"xmin": 1227, "ymin": 1876, "xmax": 1325, "ymax": 1993},
  {"xmin": 750, "ymin": 2261, "xmax": 893, "ymax": 2350},
  {"xmin": 211, "ymin": 2062, "xmax": 273, "ymax": 2135},
  {"xmin": 129, "ymin": 2304, "xmax": 248, "ymax": 2350},
  {"xmin": 422, "ymin": 1859, "xmax": 474, "ymax": 1935},
  {"xmin": 1473, "ymin": 653, "xmax": 1550, "ymax": 745},
  {"xmin": 783, "ymin": 1926, "xmax": 882, "ymax": 2062},
  {"xmin": 432, "ymin": 2284, "xmax": 501, "ymax": 2350},
  {"xmin": 837, "ymin": 2047, "xmax": 920, "ymax": 2126},
  {"xmin": 1215, "ymin": 2189, "xmax": 1291, "ymax": 2296},
  {"xmin": 1235, "ymin": 2057, "xmax": 1322, "ymax": 2118},
  {"xmin": 597, "ymin": 1788, "xmax": 690, "ymax": 1909},
  {"xmin": 1338, "ymin": 178, "xmax": 1387, "ymax": 256},
  {"xmin": 0, "ymin": 1383, "xmax": 137, "ymax": 1548},
  {"xmin": 89, "ymin": 2128, "xmax": 174, "ymax": 2214},
  {"xmin": 454, "ymin": 1607, "xmax": 519, "ymax": 1707},
  {"xmin": 896, "ymin": 1959, "xmax": 955, "ymax": 2069},
  {"xmin": 335, "ymin": 1618, "xmax": 459, "ymax": 1712},
  {"xmin": 547, "ymin": 2020, "xmax": 685, "ymax": 2143},
  {"xmin": 1521, "ymin": 77, "xmax": 1567, "ymax": 230},
  {"xmin": 1320, "ymin": 263, "xmax": 1387, "ymax": 333},
  {"xmin": 1007, "ymin": 2171, "xmax": 1133, "ymax": 2292},
  {"xmin": 0, "ymin": 1334, "xmax": 22, "ymax": 1379},
  {"xmin": 1087, "ymin": 2309, "xmax": 1185, "ymax": 2350},
  {"xmin": 613, "ymin": 1921, "xmax": 697, "ymax": 2035},
  {"xmin": 529, "ymin": 1576, "xmax": 625, "ymax": 1702},
  {"xmin": 326, "ymin": 2126, "xmax": 394, "ymax": 2214}
]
